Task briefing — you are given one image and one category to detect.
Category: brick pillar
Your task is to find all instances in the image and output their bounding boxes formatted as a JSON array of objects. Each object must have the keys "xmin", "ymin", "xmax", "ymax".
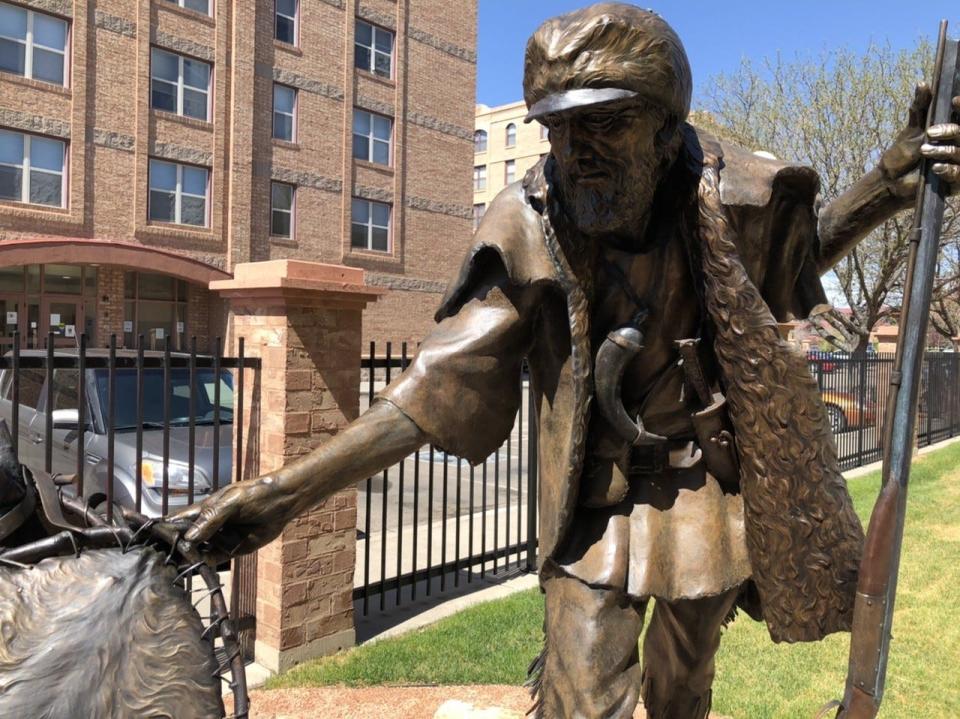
[
  {"xmin": 97, "ymin": 266, "xmax": 125, "ymax": 347},
  {"xmin": 212, "ymin": 260, "xmax": 383, "ymax": 673}
]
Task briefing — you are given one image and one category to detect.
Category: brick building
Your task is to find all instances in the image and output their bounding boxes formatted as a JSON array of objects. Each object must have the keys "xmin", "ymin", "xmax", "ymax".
[
  {"xmin": 473, "ymin": 99, "xmax": 548, "ymax": 230},
  {"xmin": 0, "ymin": 0, "xmax": 476, "ymax": 352}
]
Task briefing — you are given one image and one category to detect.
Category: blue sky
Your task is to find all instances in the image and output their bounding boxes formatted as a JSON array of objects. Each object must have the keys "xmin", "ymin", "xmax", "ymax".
[{"xmin": 477, "ymin": 1, "xmax": 960, "ymax": 108}]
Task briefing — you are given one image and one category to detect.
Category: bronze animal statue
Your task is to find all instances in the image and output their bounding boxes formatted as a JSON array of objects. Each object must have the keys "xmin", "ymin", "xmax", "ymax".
[{"xmin": 0, "ymin": 422, "xmax": 247, "ymax": 719}]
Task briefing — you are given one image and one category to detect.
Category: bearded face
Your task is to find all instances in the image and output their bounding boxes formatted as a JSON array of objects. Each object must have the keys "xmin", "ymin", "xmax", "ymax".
[{"xmin": 543, "ymin": 101, "xmax": 675, "ymax": 240}]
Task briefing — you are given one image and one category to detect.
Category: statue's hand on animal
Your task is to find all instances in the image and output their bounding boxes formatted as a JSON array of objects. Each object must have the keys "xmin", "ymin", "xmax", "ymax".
[
  {"xmin": 172, "ymin": 401, "xmax": 426, "ymax": 560},
  {"xmin": 879, "ymin": 83, "xmax": 960, "ymax": 199}
]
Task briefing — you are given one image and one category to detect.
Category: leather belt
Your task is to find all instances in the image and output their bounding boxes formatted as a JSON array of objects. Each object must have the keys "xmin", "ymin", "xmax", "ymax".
[
  {"xmin": 628, "ymin": 440, "xmax": 703, "ymax": 477},
  {"xmin": 628, "ymin": 442, "xmax": 670, "ymax": 476}
]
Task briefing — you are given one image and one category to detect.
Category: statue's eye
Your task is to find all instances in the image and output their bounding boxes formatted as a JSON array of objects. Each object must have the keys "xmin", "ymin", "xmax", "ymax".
[{"xmin": 584, "ymin": 114, "xmax": 616, "ymax": 130}]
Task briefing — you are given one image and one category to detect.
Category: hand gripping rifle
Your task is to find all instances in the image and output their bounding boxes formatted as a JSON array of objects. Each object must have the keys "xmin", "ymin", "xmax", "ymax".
[{"xmin": 822, "ymin": 21, "xmax": 960, "ymax": 719}]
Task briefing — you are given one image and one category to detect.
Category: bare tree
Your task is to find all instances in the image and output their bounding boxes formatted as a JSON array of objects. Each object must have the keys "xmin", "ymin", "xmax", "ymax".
[{"xmin": 699, "ymin": 42, "xmax": 959, "ymax": 355}]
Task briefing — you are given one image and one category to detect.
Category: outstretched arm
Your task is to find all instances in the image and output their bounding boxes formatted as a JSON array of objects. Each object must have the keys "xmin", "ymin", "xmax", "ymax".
[
  {"xmin": 817, "ymin": 85, "xmax": 960, "ymax": 273},
  {"xmin": 174, "ymin": 253, "xmax": 536, "ymax": 559},
  {"xmin": 175, "ymin": 401, "xmax": 425, "ymax": 557}
]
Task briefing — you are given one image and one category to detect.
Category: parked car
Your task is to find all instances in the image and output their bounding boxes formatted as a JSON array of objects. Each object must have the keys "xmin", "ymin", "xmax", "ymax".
[
  {"xmin": 821, "ymin": 389, "xmax": 878, "ymax": 433},
  {"xmin": 0, "ymin": 350, "xmax": 233, "ymax": 517}
]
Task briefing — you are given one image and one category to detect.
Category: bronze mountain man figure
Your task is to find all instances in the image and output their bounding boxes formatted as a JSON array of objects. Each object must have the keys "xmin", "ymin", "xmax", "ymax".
[{"xmin": 176, "ymin": 4, "xmax": 960, "ymax": 717}]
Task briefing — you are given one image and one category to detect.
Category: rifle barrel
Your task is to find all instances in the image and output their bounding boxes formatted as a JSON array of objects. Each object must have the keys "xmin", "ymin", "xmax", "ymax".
[{"xmin": 836, "ymin": 21, "xmax": 959, "ymax": 719}]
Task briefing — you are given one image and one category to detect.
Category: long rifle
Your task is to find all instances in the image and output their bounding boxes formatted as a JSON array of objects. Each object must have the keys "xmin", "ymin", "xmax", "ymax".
[{"xmin": 826, "ymin": 21, "xmax": 960, "ymax": 719}]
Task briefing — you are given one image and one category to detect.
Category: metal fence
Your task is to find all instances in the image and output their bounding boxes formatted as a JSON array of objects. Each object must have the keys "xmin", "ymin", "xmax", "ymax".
[
  {"xmin": 357, "ymin": 346, "xmax": 960, "ymax": 616},
  {"xmin": 0, "ymin": 331, "xmax": 261, "ymax": 656},
  {"xmin": 355, "ymin": 342, "xmax": 538, "ymax": 616}
]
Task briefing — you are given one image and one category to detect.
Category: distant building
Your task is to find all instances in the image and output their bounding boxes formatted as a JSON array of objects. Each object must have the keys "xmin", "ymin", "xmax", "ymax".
[
  {"xmin": 473, "ymin": 100, "xmax": 549, "ymax": 230},
  {"xmin": 0, "ymin": 0, "xmax": 477, "ymax": 350}
]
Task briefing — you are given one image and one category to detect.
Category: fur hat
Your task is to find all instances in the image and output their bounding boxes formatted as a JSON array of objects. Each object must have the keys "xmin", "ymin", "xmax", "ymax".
[{"xmin": 523, "ymin": 3, "xmax": 692, "ymax": 123}]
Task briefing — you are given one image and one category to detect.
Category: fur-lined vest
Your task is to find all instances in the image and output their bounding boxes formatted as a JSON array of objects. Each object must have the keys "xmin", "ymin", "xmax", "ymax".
[{"xmin": 381, "ymin": 126, "xmax": 864, "ymax": 643}]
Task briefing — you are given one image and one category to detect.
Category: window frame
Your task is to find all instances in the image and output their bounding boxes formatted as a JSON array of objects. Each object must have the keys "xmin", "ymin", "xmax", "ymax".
[
  {"xmin": 504, "ymin": 159, "xmax": 516, "ymax": 185},
  {"xmin": 352, "ymin": 108, "xmax": 393, "ymax": 166},
  {"xmin": 0, "ymin": 129, "xmax": 68, "ymax": 208},
  {"xmin": 162, "ymin": 0, "xmax": 212, "ymax": 16},
  {"xmin": 505, "ymin": 123, "xmax": 517, "ymax": 148},
  {"xmin": 150, "ymin": 47, "xmax": 211, "ymax": 121},
  {"xmin": 540, "ymin": 123, "xmax": 549, "ymax": 141},
  {"xmin": 474, "ymin": 129, "xmax": 487, "ymax": 154},
  {"xmin": 0, "ymin": 2, "xmax": 70, "ymax": 87},
  {"xmin": 350, "ymin": 197, "xmax": 391, "ymax": 253},
  {"xmin": 354, "ymin": 19, "xmax": 394, "ymax": 80},
  {"xmin": 472, "ymin": 203, "xmax": 485, "ymax": 232},
  {"xmin": 148, "ymin": 158, "xmax": 210, "ymax": 228},
  {"xmin": 270, "ymin": 181, "xmax": 295, "ymax": 239},
  {"xmin": 274, "ymin": 0, "xmax": 298, "ymax": 46},
  {"xmin": 272, "ymin": 83, "xmax": 297, "ymax": 142},
  {"xmin": 473, "ymin": 165, "xmax": 487, "ymax": 192}
]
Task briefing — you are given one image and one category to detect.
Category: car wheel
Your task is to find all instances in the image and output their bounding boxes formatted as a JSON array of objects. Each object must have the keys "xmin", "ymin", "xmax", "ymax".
[{"xmin": 825, "ymin": 404, "xmax": 847, "ymax": 434}]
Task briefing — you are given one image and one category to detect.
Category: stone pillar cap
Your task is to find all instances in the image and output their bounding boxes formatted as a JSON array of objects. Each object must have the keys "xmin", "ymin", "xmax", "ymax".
[{"xmin": 211, "ymin": 260, "xmax": 385, "ymax": 305}]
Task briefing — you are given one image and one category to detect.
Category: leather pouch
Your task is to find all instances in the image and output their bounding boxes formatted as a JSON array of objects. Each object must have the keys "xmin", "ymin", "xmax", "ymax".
[
  {"xmin": 579, "ymin": 444, "xmax": 632, "ymax": 508},
  {"xmin": 691, "ymin": 393, "xmax": 740, "ymax": 486}
]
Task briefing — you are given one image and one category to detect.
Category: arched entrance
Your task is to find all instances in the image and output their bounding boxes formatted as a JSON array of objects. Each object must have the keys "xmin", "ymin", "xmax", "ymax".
[{"xmin": 0, "ymin": 239, "xmax": 229, "ymax": 350}]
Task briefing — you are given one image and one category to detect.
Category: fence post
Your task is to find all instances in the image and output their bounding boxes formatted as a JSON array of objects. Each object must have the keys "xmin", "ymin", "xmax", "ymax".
[{"xmin": 212, "ymin": 260, "xmax": 383, "ymax": 674}]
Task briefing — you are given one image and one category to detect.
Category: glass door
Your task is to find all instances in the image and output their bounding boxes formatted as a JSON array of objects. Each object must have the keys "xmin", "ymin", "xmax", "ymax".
[
  {"xmin": 0, "ymin": 296, "xmax": 22, "ymax": 352},
  {"xmin": 42, "ymin": 298, "xmax": 82, "ymax": 347}
]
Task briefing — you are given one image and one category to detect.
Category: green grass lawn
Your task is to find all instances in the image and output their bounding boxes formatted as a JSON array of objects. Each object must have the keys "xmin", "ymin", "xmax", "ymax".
[{"xmin": 268, "ymin": 442, "xmax": 960, "ymax": 718}]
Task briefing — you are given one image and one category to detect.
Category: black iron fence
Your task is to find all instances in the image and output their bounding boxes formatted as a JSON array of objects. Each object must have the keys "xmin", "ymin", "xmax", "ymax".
[
  {"xmin": 355, "ymin": 342, "xmax": 538, "ymax": 616},
  {"xmin": 357, "ymin": 345, "xmax": 960, "ymax": 616},
  {"xmin": 0, "ymin": 330, "xmax": 261, "ymax": 655}
]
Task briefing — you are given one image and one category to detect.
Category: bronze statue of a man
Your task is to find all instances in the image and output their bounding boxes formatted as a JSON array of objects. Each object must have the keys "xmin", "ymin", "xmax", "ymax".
[{"xmin": 177, "ymin": 5, "xmax": 960, "ymax": 717}]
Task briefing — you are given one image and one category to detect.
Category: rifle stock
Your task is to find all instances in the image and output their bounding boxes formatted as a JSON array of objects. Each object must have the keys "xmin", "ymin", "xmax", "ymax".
[{"xmin": 831, "ymin": 21, "xmax": 959, "ymax": 719}]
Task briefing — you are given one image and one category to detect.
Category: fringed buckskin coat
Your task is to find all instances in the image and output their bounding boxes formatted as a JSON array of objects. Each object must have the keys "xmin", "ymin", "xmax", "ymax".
[{"xmin": 380, "ymin": 126, "xmax": 864, "ymax": 643}]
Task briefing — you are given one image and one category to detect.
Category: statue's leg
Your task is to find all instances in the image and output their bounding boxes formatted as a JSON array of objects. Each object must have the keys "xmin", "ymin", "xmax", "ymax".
[
  {"xmin": 537, "ymin": 571, "xmax": 646, "ymax": 719},
  {"xmin": 640, "ymin": 587, "xmax": 740, "ymax": 719}
]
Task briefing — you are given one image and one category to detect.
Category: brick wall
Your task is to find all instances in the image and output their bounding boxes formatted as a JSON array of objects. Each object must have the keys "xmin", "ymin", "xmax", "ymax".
[{"xmin": 0, "ymin": 0, "xmax": 477, "ymax": 350}]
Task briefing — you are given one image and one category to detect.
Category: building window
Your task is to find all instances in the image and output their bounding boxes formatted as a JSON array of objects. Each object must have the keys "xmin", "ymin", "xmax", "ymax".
[
  {"xmin": 540, "ymin": 123, "xmax": 549, "ymax": 140},
  {"xmin": 473, "ymin": 203, "xmax": 485, "ymax": 231},
  {"xmin": 148, "ymin": 158, "xmax": 208, "ymax": 227},
  {"xmin": 162, "ymin": 0, "xmax": 211, "ymax": 15},
  {"xmin": 351, "ymin": 198, "xmax": 390, "ymax": 252},
  {"xmin": 271, "ymin": 182, "xmax": 294, "ymax": 238},
  {"xmin": 505, "ymin": 123, "xmax": 517, "ymax": 147},
  {"xmin": 352, "ymin": 109, "xmax": 392, "ymax": 166},
  {"xmin": 474, "ymin": 129, "xmax": 487, "ymax": 153},
  {"xmin": 124, "ymin": 271, "xmax": 188, "ymax": 351},
  {"xmin": 0, "ymin": 2, "xmax": 68, "ymax": 86},
  {"xmin": 275, "ymin": 0, "xmax": 297, "ymax": 45},
  {"xmin": 354, "ymin": 19, "xmax": 393, "ymax": 79},
  {"xmin": 473, "ymin": 165, "xmax": 486, "ymax": 192},
  {"xmin": 150, "ymin": 47, "xmax": 211, "ymax": 121},
  {"xmin": 504, "ymin": 159, "xmax": 516, "ymax": 185},
  {"xmin": 0, "ymin": 129, "xmax": 66, "ymax": 208},
  {"xmin": 272, "ymin": 83, "xmax": 296, "ymax": 141}
]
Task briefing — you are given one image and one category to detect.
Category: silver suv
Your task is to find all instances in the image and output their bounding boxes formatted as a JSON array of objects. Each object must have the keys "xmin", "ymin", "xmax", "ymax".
[{"xmin": 0, "ymin": 350, "xmax": 234, "ymax": 517}]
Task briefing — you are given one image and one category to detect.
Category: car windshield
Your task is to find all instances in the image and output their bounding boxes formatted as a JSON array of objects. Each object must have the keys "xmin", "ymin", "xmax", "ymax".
[{"xmin": 95, "ymin": 368, "xmax": 234, "ymax": 430}]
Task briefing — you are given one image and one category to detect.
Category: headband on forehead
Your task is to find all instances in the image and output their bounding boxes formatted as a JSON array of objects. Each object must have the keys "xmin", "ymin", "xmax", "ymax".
[{"xmin": 523, "ymin": 87, "xmax": 638, "ymax": 123}]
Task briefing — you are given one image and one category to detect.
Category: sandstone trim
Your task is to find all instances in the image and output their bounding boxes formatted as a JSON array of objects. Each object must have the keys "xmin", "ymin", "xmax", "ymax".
[
  {"xmin": 0, "ymin": 109, "xmax": 70, "ymax": 138},
  {"xmin": 151, "ymin": 142, "xmax": 213, "ymax": 166},
  {"xmin": 153, "ymin": 30, "xmax": 215, "ymax": 62},
  {"xmin": 94, "ymin": 10, "xmax": 136, "ymax": 38},
  {"xmin": 255, "ymin": 63, "xmax": 345, "ymax": 102},
  {"xmin": 92, "ymin": 129, "xmax": 135, "ymax": 152}
]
